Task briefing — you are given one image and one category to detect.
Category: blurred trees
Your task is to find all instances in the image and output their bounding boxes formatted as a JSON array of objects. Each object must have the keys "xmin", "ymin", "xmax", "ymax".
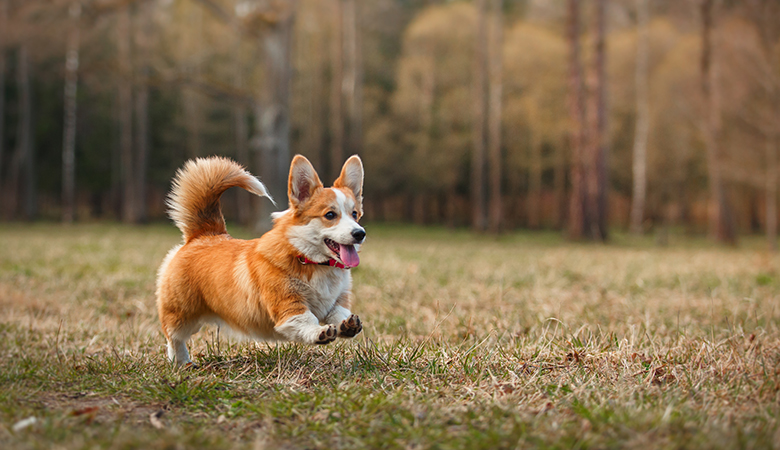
[{"xmin": 0, "ymin": 0, "xmax": 778, "ymax": 245}]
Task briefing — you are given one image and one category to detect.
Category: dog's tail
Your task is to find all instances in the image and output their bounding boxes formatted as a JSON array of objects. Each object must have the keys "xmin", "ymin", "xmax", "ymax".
[{"xmin": 167, "ymin": 157, "xmax": 275, "ymax": 242}]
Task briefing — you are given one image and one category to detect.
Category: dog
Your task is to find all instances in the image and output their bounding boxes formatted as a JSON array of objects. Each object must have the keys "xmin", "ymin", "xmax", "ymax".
[{"xmin": 156, "ymin": 154, "xmax": 365, "ymax": 365}]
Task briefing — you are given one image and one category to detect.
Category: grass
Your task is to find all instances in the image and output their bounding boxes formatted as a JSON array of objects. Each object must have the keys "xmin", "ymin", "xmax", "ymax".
[{"xmin": 0, "ymin": 222, "xmax": 779, "ymax": 449}]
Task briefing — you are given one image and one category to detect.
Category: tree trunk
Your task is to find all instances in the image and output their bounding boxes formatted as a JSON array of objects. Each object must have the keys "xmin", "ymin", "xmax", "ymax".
[
  {"xmin": 0, "ymin": 0, "xmax": 7, "ymax": 197},
  {"xmin": 630, "ymin": 0, "xmax": 649, "ymax": 234},
  {"xmin": 233, "ymin": 32, "xmax": 251, "ymax": 227},
  {"xmin": 329, "ymin": 0, "xmax": 344, "ymax": 181},
  {"xmin": 183, "ymin": 5, "xmax": 203, "ymax": 160},
  {"xmin": 62, "ymin": 2, "xmax": 81, "ymax": 223},
  {"xmin": 117, "ymin": 5, "xmax": 136, "ymax": 223},
  {"xmin": 254, "ymin": 11, "xmax": 294, "ymax": 233},
  {"xmin": 766, "ymin": 84, "xmax": 778, "ymax": 251},
  {"xmin": 566, "ymin": 0, "xmax": 586, "ymax": 240},
  {"xmin": 11, "ymin": 45, "xmax": 35, "ymax": 220},
  {"xmin": 487, "ymin": 0, "xmax": 503, "ymax": 234},
  {"xmin": 528, "ymin": 129, "xmax": 542, "ymax": 229},
  {"xmin": 553, "ymin": 138, "xmax": 566, "ymax": 229},
  {"xmin": 305, "ymin": 19, "xmax": 325, "ymax": 170},
  {"xmin": 748, "ymin": 0, "xmax": 780, "ymax": 251},
  {"xmin": 343, "ymin": 0, "xmax": 361, "ymax": 157},
  {"xmin": 471, "ymin": 0, "xmax": 488, "ymax": 232},
  {"xmin": 700, "ymin": 0, "xmax": 736, "ymax": 245},
  {"xmin": 134, "ymin": 0, "xmax": 152, "ymax": 223},
  {"xmin": 586, "ymin": 0, "xmax": 608, "ymax": 241}
]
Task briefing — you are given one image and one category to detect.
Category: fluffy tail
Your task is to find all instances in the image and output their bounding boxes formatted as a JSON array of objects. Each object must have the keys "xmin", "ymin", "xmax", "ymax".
[{"xmin": 167, "ymin": 157, "xmax": 275, "ymax": 242}]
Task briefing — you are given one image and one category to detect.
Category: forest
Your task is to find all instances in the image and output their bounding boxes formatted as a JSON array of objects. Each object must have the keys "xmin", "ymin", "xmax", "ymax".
[{"xmin": 0, "ymin": 0, "xmax": 778, "ymax": 245}]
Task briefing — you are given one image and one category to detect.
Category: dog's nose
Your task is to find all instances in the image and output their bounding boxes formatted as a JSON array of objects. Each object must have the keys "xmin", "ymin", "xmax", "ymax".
[{"xmin": 352, "ymin": 229, "xmax": 366, "ymax": 243}]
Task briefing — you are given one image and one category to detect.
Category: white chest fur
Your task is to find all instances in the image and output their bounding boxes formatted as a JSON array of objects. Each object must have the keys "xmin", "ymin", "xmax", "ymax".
[{"xmin": 305, "ymin": 269, "xmax": 352, "ymax": 320}]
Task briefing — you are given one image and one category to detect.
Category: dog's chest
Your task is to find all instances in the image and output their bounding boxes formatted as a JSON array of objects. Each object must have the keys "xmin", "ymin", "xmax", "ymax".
[{"xmin": 305, "ymin": 270, "xmax": 351, "ymax": 319}]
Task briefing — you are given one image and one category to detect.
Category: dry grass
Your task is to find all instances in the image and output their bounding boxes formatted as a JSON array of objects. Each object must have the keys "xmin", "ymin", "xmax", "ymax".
[{"xmin": 0, "ymin": 223, "xmax": 779, "ymax": 449}]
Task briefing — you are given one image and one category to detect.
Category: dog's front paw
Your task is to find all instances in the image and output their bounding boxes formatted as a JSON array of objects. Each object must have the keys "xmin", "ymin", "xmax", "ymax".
[
  {"xmin": 338, "ymin": 314, "xmax": 362, "ymax": 338},
  {"xmin": 315, "ymin": 324, "xmax": 337, "ymax": 345}
]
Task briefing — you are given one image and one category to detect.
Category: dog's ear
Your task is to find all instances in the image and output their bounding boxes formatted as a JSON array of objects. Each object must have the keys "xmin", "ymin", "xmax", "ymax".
[
  {"xmin": 334, "ymin": 155, "xmax": 364, "ymax": 209},
  {"xmin": 288, "ymin": 155, "xmax": 323, "ymax": 209}
]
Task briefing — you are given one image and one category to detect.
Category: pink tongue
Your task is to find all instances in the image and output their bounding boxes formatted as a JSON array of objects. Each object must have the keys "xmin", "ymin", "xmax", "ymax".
[{"xmin": 339, "ymin": 244, "xmax": 360, "ymax": 268}]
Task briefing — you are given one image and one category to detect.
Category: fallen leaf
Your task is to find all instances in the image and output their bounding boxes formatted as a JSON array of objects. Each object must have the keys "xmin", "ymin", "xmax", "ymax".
[{"xmin": 70, "ymin": 406, "xmax": 99, "ymax": 417}]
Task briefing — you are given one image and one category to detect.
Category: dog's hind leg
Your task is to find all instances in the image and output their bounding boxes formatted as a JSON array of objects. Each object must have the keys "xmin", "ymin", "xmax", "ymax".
[
  {"xmin": 163, "ymin": 321, "xmax": 201, "ymax": 366},
  {"xmin": 167, "ymin": 337, "xmax": 191, "ymax": 365}
]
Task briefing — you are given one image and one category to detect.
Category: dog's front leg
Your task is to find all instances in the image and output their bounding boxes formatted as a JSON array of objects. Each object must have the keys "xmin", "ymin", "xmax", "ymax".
[
  {"xmin": 274, "ymin": 305, "xmax": 338, "ymax": 345},
  {"xmin": 325, "ymin": 292, "xmax": 363, "ymax": 338}
]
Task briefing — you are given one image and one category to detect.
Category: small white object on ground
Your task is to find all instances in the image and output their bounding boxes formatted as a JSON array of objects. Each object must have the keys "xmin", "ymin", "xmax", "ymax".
[{"xmin": 12, "ymin": 417, "xmax": 37, "ymax": 432}]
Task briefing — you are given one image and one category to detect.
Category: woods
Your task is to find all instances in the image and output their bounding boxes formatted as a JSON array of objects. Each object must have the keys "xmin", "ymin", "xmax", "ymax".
[{"xmin": 0, "ymin": 0, "xmax": 778, "ymax": 244}]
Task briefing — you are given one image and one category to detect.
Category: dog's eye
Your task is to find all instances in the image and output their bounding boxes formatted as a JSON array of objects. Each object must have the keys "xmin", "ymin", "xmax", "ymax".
[
  {"xmin": 324, "ymin": 211, "xmax": 337, "ymax": 220},
  {"xmin": 352, "ymin": 211, "xmax": 358, "ymax": 220}
]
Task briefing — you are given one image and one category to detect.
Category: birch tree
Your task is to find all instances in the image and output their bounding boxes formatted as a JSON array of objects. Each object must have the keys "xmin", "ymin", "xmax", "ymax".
[
  {"xmin": 700, "ymin": 0, "xmax": 737, "ymax": 244},
  {"xmin": 62, "ymin": 1, "xmax": 81, "ymax": 223},
  {"xmin": 566, "ymin": 0, "xmax": 586, "ymax": 240},
  {"xmin": 472, "ymin": 0, "xmax": 487, "ymax": 232},
  {"xmin": 486, "ymin": 0, "xmax": 503, "ymax": 233},
  {"xmin": 630, "ymin": 0, "xmax": 650, "ymax": 234}
]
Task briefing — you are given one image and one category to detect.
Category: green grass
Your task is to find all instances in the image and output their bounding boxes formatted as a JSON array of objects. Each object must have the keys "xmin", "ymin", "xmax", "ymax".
[{"xmin": 0, "ymin": 223, "xmax": 779, "ymax": 449}]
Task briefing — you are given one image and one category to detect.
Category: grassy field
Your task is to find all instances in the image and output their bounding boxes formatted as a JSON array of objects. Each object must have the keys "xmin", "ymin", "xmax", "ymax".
[{"xmin": 0, "ymin": 223, "xmax": 779, "ymax": 449}]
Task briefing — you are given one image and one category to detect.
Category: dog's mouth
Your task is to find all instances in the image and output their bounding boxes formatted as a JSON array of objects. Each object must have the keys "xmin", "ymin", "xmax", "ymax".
[{"xmin": 324, "ymin": 238, "xmax": 360, "ymax": 268}]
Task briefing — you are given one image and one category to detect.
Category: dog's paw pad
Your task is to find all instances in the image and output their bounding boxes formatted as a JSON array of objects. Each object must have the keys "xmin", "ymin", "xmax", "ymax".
[
  {"xmin": 315, "ymin": 325, "xmax": 337, "ymax": 345},
  {"xmin": 338, "ymin": 314, "xmax": 362, "ymax": 338}
]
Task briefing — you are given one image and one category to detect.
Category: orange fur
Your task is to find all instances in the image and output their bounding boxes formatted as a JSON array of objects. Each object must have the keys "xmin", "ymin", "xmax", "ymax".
[{"xmin": 156, "ymin": 155, "xmax": 365, "ymax": 365}]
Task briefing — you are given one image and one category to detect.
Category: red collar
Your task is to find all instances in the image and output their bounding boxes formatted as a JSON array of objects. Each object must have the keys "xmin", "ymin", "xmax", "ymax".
[{"xmin": 297, "ymin": 255, "xmax": 349, "ymax": 269}]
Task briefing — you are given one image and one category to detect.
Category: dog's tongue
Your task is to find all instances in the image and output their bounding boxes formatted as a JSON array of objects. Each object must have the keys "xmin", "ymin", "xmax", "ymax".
[{"xmin": 339, "ymin": 244, "xmax": 360, "ymax": 268}]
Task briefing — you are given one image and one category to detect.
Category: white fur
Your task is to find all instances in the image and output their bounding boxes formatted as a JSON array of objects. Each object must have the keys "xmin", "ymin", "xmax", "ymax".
[
  {"xmin": 288, "ymin": 219, "xmax": 330, "ymax": 263},
  {"xmin": 307, "ymin": 270, "xmax": 352, "ymax": 320},
  {"xmin": 325, "ymin": 305, "xmax": 352, "ymax": 325},
  {"xmin": 274, "ymin": 311, "xmax": 331, "ymax": 344},
  {"xmin": 246, "ymin": 177, "xmax": 276, "ymax": 206},
  {"xmin": 166, "ymin": 321, "xmax": 201, "ymax": 364},
  {"xmin": 271, "ymin": 208, "xmax": 290, "ymax": 220}
]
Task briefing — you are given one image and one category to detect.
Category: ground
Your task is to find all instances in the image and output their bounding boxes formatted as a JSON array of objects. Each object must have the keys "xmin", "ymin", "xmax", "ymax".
[{"xmin": 0, "ymin": 223, "xmax": 778, "ymax": 449}]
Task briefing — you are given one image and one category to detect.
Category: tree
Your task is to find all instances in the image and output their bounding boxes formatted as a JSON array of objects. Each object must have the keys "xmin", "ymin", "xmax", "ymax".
[
  {"xmin": 117, "ymin": 4, "xmax": 136, "ymax": 223},
  {"xmin": 329, "ymin": 0, "xmax": 344, "ymax": 181},
  {"xmin": 343, "ymin": 0, "xmax": 361, "ymax": 159},
  {"xmin": 630, "ymin": 0, "xmax": 650, "ymax": 234},
  {"xmin": 62, "ymin": 1, "xmax": 81, "ymax": 223},
  {"xmin": 232, "ymin": 14, "xmax": 251, "ymax": 227},
  {"xmin": 585, "ymin": 0, "xmax": 609, "ymax": 241},
  {"xmin": 254, "ymin": 7, "xmax": 294, "ymax": 232},
  {"xmin": 744, "ymin": 0, "xmax": 780, "ymax": 251},
  {"xmin": 472, "ymin": 0, "xmax": 487, "ymax": 231},
  {"xmin": 133, "ymin": 0, "xmax": 152, "ymax": 223},
  {"xmin": 0, "ymin": 0, "xmax": 7, "ymax": 196},
  {"xmin": 486, "ymin": 0, "xmax": 503, "ymax": 233},
  {"xmin": 566, "ymin": 0, "xmax": 586, "ymax": 240},
  {"xmin": 9, "ymin": 45, "xmax": 35, "ymax": 220},
  {"xmin": 700, "ymin": 0, "xmax": 737, "ymax": 244}
]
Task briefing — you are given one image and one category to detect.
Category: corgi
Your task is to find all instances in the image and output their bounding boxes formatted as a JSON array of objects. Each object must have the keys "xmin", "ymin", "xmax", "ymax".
[{"xmin": 156, "ymin": 155, "xmax": 365, "ymax": 365}]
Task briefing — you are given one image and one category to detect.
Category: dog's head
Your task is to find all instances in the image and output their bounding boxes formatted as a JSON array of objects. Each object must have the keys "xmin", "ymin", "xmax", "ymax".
[{"xmin": 277, "ymin": 155, "xmax": 365, "ymax": 268}]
